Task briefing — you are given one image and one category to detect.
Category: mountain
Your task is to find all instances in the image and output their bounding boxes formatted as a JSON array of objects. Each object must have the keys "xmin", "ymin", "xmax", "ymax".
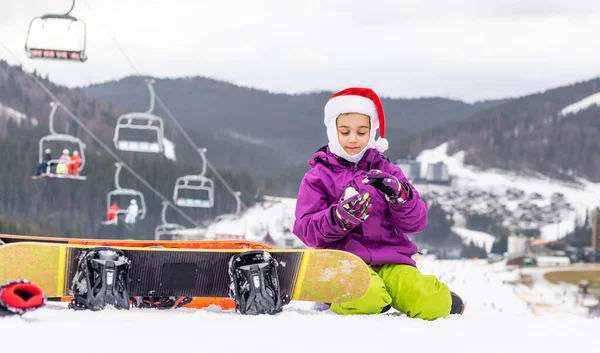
[
  {"xmin": 80, "ymin": 75, "xmax": 507, "ymax": 167},
  {"xmin": 409, "ymin": 78, "xmax": 600, "ymax": 182}
]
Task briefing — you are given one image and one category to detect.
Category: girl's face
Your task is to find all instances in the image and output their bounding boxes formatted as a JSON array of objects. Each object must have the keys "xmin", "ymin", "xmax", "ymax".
[{"xmin": 336, "ymin": 113, "xmax": 371, "ymax": 156}]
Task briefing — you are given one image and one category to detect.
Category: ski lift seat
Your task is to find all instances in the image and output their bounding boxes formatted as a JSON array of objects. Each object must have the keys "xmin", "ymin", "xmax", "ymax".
[
  {"xmin": 113, "ymin": 112, "xmax": 164, "ymax": 154},
  {"xmin": 154, "ymin": 223, "xmax": 186, "ymax": 241},
  {"xmin": 25, "ymin": 12, "xmax": 87, "ymax": 62},
  {"xmin": 173, "ymin": 175, "xmax": 215, "ymax": 208},
  {"xmin": 117, "ymin": 141, "xmax": 161, "ymax": 153},
  {"xmin": 107, "ymin": 188, "xmax": 147, "ymax": 219},
  {"xmin": 175, "ymin": 198, "xmax": 212, "ymax": 207},
  {"xmin": 39, "ymin": 133, "xmax": 87, "ymax": 171}
]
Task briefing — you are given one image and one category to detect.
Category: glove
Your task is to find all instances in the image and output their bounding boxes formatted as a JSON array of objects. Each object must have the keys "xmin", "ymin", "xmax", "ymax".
[
  {"xmin": 0, "ymin": 280, "xmax": 46, "ymax": 316},
  {"xmin": 362, "ymin": 169, "xmax": 409, "ymax": 204},
  {"xmin": 334, "ymin": 191, "xmax": 374, "ymax": 230}
]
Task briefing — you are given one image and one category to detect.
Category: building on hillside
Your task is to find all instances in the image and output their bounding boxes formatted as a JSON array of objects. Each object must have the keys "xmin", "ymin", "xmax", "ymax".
[
  {"xmin": 425, "ymin": 162, "xmax": 450, "ymax": 184},
  {"xmin": 508, "ymin": 234, "xmax": 529, "ymax": 256},
  {"xmin": 506, "ymin": 254, "xmax": 535, "ymax": 266},
  {"xmin": 396, "ymin": 159, "xmax": 421, "ymax": 181},
  {"xmin": 535, "ymin": 255, "xmax": 570, "ymax": 267}
]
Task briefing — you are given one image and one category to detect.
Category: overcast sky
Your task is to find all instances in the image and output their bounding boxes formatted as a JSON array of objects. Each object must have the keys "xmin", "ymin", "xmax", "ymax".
[{"xmin": 1, "ymin": 0, "xmax": 600, "ymax": 102}]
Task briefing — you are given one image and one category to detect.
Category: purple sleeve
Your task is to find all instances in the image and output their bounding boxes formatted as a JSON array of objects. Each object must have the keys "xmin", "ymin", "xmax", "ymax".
[
  {"xmin": 292, "ymin": 169, "xmax": 349, "ymax": 248},
  {"xmin": 384, "ymin": 163, "xmax": 428, "ymax": 234}
]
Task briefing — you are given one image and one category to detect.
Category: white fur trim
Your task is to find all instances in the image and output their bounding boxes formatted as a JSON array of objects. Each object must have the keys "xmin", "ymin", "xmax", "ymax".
[
  {"xmin": 324, "ymin": 94, "xmax": 384, "ymax": 163},
  {"xmin": 324, "ymin": 95, "xmax": 379, "ymax": 130},
  {"xmin": 375, "ymin": 137, "xmax": 389, "ymax": 152}
]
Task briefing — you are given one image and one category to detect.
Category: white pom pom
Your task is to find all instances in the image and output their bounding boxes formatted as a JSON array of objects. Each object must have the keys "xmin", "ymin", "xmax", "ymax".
[{"xmin": 375, "ymin": 137, "xmax": 389, "ymax": 152}]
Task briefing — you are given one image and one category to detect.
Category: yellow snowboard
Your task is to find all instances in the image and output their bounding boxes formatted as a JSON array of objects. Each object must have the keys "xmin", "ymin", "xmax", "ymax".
[{"xmin": 0, "ymin": 242, "xmax": 371, "ymax": 304}]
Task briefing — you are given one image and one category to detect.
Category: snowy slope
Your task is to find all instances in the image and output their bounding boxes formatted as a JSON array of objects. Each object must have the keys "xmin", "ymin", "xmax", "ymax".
[
  {"xmin": 1, "ymin": 259, "xmax": 597, "ymax": 353},
  {"xmin": 560, "ymin": 92, "xmax": 600, "ymax": 116},
  {"xmin": 0, "ymin": 102, "xmax": 28, "ymax": 126},
  {"xmin": 416, "ymin": 143, "xmax": 600, "ymax": 243},
  {"xmin": 203, "ymin": 196, "xmax": 298, "ymax": 243},
  {"xmin": 452, "ymin": 227, "xmax": 495, "ymax": 252}
]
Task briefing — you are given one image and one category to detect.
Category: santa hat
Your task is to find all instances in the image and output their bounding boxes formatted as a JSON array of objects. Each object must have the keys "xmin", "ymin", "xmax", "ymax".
[{"xmin": 324, "ymin": 87, "xmax": 389, "ymax": 162}]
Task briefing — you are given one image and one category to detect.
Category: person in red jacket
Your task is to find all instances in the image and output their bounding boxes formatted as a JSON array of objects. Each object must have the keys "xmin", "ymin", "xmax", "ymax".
[
  {"xmin": 107, "ymin": 202, "xmax": 120, "ymax": 222},
  {"xmin": 68, "ymin": 150, "xmax": 82, "ymax": 176}
]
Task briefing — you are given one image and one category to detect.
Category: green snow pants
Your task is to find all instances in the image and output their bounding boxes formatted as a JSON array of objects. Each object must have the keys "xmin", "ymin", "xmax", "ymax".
[{"xmin": 331, "ymin": 264, "xmax": 452, "ymax": 320}]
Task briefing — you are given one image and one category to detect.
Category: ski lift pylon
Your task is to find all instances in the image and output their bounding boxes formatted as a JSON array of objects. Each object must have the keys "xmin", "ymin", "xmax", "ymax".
[
  {"xmin": 35, "ymin": 101, "xmax": 87, "ymax": 180},
  {"xmin": 24, "ymin": 0, "xmax": 87, "ymax": 62},
  {"xmin": 113, "ymin": 79, "xmax": 165, "ymax": 153},
  {"xmin": 102, "ymin": 163, "xmax": 147, "ymax": 225}
]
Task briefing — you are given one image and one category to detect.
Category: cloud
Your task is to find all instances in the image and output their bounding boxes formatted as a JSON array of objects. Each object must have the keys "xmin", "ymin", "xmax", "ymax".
[{"xmin": 1, "ymin": 0, "xmax": 600, "ymax": 102}]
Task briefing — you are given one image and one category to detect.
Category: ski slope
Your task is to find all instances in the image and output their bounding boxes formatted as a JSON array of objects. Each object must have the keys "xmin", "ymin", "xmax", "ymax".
[{"xmin": 1, "ymin": 259, "xmax": 597, "ymax": 353}]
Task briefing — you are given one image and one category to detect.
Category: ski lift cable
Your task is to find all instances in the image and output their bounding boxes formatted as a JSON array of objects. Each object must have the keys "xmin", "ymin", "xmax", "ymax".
[
  {"xmin": 154, "ymin": 95, "xmax": 248, "ymax": 210},
  {"xmin": 64, "ymin": 0, "xmax": 76, "ymax": 16},
  {"xmin": 0, "ymin": 40, "xmax": 199, "ymax": 228},
  {"xmin": 81, "ymin": 0, "xmax": 248, "ymax": 211}
]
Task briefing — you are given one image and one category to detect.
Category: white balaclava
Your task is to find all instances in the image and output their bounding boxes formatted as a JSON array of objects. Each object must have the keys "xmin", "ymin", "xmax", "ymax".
[{"xmin": 323, "ymin": 87, "xmax": 389, "ymax": 163}]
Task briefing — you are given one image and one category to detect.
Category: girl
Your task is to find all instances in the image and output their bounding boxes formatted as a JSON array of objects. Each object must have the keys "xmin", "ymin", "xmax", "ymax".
[{"xmin": 292, "ymin": 87, "xmax": 464, "ymax": 320}]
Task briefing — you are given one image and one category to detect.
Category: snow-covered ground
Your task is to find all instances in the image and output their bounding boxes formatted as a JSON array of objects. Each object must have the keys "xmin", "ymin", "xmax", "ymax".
[{"xmin": 2, "ymin": 258, "xmax": 598, "ymax": 353}]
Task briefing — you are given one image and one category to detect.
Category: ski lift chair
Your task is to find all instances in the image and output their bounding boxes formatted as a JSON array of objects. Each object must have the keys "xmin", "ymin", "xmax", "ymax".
[
  {"xmin": 112, "ymin": 78, "xmax": 165, "ymax": 153},
  {"xmin": 154, "ymin": 202, "xmax": 186, "ymax": 240},
  {"xmin": 173, "ymin": 175, "xmax": 215, "ymax": 208},
  {"xmin": 113, "ymin": 113, "xmax": 165, "ymax": 153},
  {"xmin": 24, "ymin": 0, "xmax": 87, "ymax": 62},
  {"xmin": 35, "ymin": 102, "xmax": 87, "ymax": 180},
  {"xmin": 101, "ymin": 189, "xmax": 147, "ymax": 225},
  {"xmin": 101, "ymin": 163, "xmax": 147, "ymax": 225}
]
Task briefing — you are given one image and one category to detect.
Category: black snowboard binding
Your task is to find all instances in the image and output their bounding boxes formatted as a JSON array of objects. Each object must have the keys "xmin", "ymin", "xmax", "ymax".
[
  {"xmin": 132, "ymin": 296, "xmax": 193, "ymax": 309},
  {"xmin": 228, "ymin": 250, "xmax": 290, "ymax": 315},
  {"xmin": 68, "ymin": 247, "xmax": 131, "ymax": 311}
]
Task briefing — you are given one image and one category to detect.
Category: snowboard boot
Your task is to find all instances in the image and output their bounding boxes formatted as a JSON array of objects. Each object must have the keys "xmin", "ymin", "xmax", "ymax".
[
  {"xmin": 450, "ymin": 291, "xmax": 465, "ymax": 315},
  {"xmin": 69, "ymin": 247, "xmax": 131, "ymax": 311},
  {"xmin": 228, "ymin": 250, "xmax": 290, "ymax": 315},
  {"xmin": 0, "ymin": 280, "xmax": 46, "ymax": 316},
  {"xmin": 132, "ymin": 296, "xmax": 193, "ymax": 309}
]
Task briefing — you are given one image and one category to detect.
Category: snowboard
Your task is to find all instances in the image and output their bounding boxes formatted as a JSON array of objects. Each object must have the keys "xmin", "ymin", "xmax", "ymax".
[
  {"xmin": 0, "ymin": 242, "xmax": 371, "ymax": 304},
  {"xmin": 0, "ymin": 234, "xmax": 273, "ymax": 310},
  {"xmin": 0, "ymin": 233, "xmax": 273, "ymax": 250}
]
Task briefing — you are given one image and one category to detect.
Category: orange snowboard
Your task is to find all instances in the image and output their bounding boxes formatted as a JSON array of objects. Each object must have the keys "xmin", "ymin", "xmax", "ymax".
[{"xmin": 0, "ymin": 233, "xmax": 273, "ymax": 250}]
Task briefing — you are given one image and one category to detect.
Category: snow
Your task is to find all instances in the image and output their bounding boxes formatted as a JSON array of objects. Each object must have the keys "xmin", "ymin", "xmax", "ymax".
[
  {"xmin": 2, "ymin": 258, "xmax": 599, "ymax": 353},
  {"xmin": 226, "ymin": 130, "xmax": 268, "ymax": 146},
  {"xmin": 0, "ymin": 101, "xmax": 27, "ymax": 126},
  {"xmin": 162, "ymin": 137, "xmax": 176, "ymax": 161},
  {"xmin": 560, "ymin": 92, "xmax": 600, "ymax": 116},
  {"xmin": 416, "ymin": 142, "xmax": 600, "ymax": 242},
  {"xmin": 204, "ymin": 196, "xmax": 298, "ymax": 243},
  {"xmin": 452, "ymin": 226, "xmax": 495, "ymax": 253}
]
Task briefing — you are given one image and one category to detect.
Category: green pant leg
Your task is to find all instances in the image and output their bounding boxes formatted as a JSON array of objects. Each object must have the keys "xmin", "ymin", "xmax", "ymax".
[
  {"xmin": 330, "ymin": 267, "xmax": 392, "ymax": 315},
  {"xmin": 378, "ymin": 264, "xmax": 452, "ymax": 320}
]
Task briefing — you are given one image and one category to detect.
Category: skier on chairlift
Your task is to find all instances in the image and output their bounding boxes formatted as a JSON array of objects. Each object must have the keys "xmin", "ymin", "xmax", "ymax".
[
  {"xmin": 124, "ymin": 199, "xmax": 138, "ymax": 224},
  {"xmin": 35, "ymin": 148, "xmax": 52, "ymax": 176},
  {"xmin": 56, "ymin": 149, "xmax": 70, "ymax": 175},
  {"xmin": 68, "ymin": 150, "xmax": 82, "ymax": 176},
  {"xmin": 107, "ymin": 202, "xmax": 120, "ymax": 223}
]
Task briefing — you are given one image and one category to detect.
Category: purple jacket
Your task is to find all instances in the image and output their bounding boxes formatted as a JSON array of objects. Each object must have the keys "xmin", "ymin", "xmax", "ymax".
[{"xmin": 293, "ymin": 147, "xmax": 428, "ymax": 267}]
